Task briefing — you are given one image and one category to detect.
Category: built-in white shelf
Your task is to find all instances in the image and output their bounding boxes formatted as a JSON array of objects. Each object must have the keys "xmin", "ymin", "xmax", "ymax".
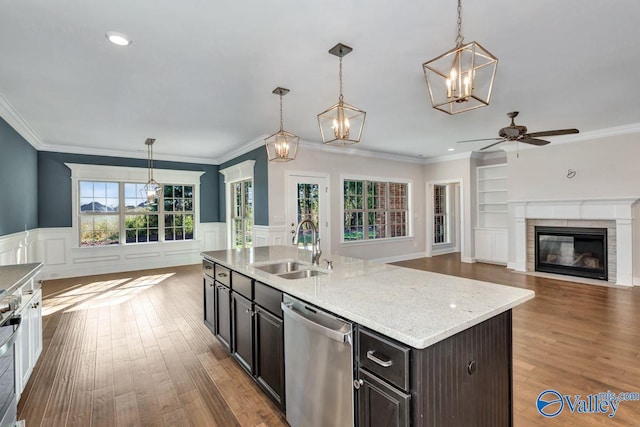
[{"xmin": 476, "ymin": 164, "xmax": 508, "ymax": 264}]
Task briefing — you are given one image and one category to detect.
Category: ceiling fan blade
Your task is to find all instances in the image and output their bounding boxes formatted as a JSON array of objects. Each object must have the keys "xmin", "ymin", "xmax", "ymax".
[
  {"xmin": 479, "ymin": 140, "xmax": 506, "ymax": 151},
  {"xmin": 520, "ymin": 137, "xmax": 550, "ymax": 146},
  {"xmin": 527, "ymin": 128, "xmax": 579, "ymax": 138},
  {"xmin": 457, "ymin": 137, "xmax": 503, "ymax": 143}
]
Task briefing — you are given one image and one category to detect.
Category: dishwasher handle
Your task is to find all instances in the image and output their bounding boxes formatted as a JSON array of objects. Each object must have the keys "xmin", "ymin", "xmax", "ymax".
[{"xmin": 281, "ymin": 302, "xmax": 351, "ymax": 343}]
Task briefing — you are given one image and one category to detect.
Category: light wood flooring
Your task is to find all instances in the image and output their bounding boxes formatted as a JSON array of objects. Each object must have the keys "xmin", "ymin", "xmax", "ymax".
[{"xmin": 18, "ymin": 255, "xmax": 640, "ymax": 426}]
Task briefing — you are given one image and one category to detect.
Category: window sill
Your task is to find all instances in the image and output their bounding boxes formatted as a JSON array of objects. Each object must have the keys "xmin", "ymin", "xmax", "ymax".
[
  {"xmin": 340, "ymin": 236, "xmax": 414, "ymax": 247},
  {"xmin": 74, "ymin": 239, "xmax": 198, "ymax": 249}
]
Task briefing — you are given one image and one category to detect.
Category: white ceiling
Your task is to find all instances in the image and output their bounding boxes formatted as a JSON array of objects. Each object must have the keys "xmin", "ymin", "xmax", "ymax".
[{"xmin": 1, "ymin": 0, "xmax": 639, "ymax": 164}]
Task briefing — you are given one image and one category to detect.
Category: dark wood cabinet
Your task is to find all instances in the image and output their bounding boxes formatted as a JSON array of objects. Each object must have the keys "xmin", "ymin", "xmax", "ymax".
[
  {"xmin": 214, "ymin": 282, "xmax": 232, "ymax": 352},
  {"xmin": 358, "ymin": 369, "xmax": 410, "ymax": 427},
  {"xmin": 231, "ymin": 291, "xmax": 254, "ymax": 374},
  {"xmin": 203, "ymin": 262, "xmax": 285, "ymax": 410},
  {"xmin": 203, "ymin": 275, "xmax": 216, "ymax": 333},
  {"xmin": 254, "ymin": 305, "xmax": 285, "ymax": 409}
]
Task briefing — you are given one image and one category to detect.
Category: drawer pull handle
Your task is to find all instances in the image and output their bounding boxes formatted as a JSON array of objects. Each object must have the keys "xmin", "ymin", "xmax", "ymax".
[
  {"xmin": 217, "ymin": 272, "xmax": 228, "ymax": 278},
  {"xmin": 367, "ymin": 350, "xmax": 393, "ymax": 368}
]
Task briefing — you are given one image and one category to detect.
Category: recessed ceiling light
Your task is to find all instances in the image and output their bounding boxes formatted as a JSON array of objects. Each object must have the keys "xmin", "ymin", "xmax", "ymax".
[
  {"xmin": 448, "ymin": 148, "xmax": 455, "ymax": 152},
  {"xmin": 105, "ymin": 31, "xmax": 132, "ymax": 46}
]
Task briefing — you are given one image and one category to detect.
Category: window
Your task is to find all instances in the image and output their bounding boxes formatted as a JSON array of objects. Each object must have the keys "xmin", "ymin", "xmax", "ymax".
[
  {"xmin": 163, "ymin": 185, "xmax": 194, "ymax": 241},
  {"xmin": 434, "ymin": 184, "xmax": 448, "ymax": 244},
  {"xmin": 79, "ymin": 181, "xmax": 120, "ymax": 246},
  {"xmin": 79, "ymin": 181, "xmax": 194, "ymax": 247},
  {"xmin": 343, "ymin": 179, "xmax": 409, "ymax": 241},
  {"xmin": 232, "ymin": 179, "xmax": 253, "ymax": 249}
]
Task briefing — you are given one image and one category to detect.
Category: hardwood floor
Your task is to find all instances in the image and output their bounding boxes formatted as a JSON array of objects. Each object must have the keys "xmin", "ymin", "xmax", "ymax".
[
  {"xmin": 18, "ymin": 255, "xmax": 640, "ymax": 426},
  {"xmin": 18, "ymin": 265, "xmax": 288, "ymax": 427},
  {"xmin": 395, "ymin": 255, "xmax": 640, "ymax": 426}
]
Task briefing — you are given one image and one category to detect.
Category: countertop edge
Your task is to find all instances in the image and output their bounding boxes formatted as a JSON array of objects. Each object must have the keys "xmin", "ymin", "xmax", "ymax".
[{"xmin": 201, "ymin": 250, "xmax": 534, "ymax": 349}]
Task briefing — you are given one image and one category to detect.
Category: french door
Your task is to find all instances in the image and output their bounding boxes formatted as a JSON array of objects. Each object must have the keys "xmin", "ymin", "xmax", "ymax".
[{"xmin": 286, "ymin": 173, "xmax": 330, "ymax": 255}]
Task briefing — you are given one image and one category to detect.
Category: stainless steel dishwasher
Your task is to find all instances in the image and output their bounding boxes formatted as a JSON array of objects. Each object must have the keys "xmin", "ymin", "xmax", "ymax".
[{"xmin": 282, "ymin": 295, "xmax": 354, "ymax": 427}]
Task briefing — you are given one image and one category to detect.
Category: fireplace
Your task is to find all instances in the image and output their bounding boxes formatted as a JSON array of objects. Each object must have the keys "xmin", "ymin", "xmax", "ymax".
[{"xmin": 535, "ymin": 226, "xmax": 608, "ymax": 280}]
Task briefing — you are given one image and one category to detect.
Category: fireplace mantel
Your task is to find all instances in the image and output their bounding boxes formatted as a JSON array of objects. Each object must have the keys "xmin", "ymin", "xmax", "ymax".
[{"xmin": 509, "ymin": 197, "xmax": 639, "ymax": 286}]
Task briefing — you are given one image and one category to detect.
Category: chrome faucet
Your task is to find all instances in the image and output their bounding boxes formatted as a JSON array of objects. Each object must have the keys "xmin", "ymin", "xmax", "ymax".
[{"xmin": 292, "ymin": 219, "xmax": 322, "ymax": 266}]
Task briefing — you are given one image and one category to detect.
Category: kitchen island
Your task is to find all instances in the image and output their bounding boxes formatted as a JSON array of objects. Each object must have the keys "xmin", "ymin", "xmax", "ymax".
[{"xmin": 201, "ymin": 246, "xmax": 534, "ymax": 426}]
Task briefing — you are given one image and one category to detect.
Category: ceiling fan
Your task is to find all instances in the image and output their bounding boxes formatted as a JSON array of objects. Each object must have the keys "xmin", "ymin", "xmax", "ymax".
[{"xmin": 458, "ymin": 111, "xmax": 579, "ymax": 151}]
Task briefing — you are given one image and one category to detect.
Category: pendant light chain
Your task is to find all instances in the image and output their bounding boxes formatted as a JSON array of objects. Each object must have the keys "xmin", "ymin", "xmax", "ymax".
[
  {"xmin": 279, "ymin": 92, "xmax": 284, "ymax": 131},
  {"xmin": 148, "ymin": 142, "xmax": 153, "ymax": 182},
  {"xmin": 455, "ymin": 0, "xmax": 464, "ymax": 47},
  {"xmin": 338, "ymin": 55, "xmax": 344, "ymax": 103}
]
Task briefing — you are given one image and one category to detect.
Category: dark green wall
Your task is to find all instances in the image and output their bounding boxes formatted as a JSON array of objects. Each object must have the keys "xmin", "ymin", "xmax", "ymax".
[
  {"xmin": 38, "ymin": 152, "xmax": 220, "ymax": 228},
  {"xmin": 0, "ymin": 118, "xmax": 38, "ymax": 235},
  {"xmin": 219, "ymin": 147, "xmax": 269, "ymax": 226}
]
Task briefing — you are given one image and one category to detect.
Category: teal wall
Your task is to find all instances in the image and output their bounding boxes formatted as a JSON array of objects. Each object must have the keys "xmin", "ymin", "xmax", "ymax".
[
  {"xmin": 219, "ymin": 147, "xmax": 269, "ymax": 226},
  {"xmin": 0, "ymin": 118, "xmax": 38, "ymax": 235},
  {"xmin": 0, "ymin": 117, "xmax": 269, "ymax": 237}
]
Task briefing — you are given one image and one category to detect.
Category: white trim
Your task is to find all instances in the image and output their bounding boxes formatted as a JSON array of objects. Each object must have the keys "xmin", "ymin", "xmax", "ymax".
[
  {"xmin": 425, "ymin": 178, "xmax": 465, "ymax": 260},
  {"xmin": 216, "ymin": 137, "xmax": 267, "ymax": 165},
  {"xmin": 299, "ymin": 139, "xmax": 426, "ymax": 164},
  {"xmin": 65, "ymin": 163, "xmax": 205, "ymax": 184},
  {"xmin": 0, "ymin": 92, "xmax": 44, "ymax": 149},
  {"xmin": 340, "ymin": 174, "xmax": 413, "ymax": 244},
  {"xmin": 219, "ymin": 160, "xmax": 256, "ymax": 183},
  {"xmin": 285, "ymin": 171, "xmax": 331, "ymax": 254},
  {"xmin": 340, "ymin": 236, "xmax": 414, "ymax": 247},
  {"xmin": 510, "ymin": 197, "xmax": 640, "ymax": 286},
  {"xmin": 371, "ymin": 251, "xmax": 428, "ymax": 264},
  {"xmin": 220, "ymin": 161, "xmax": 256, "ymax": 249},
  {"xmin": 65, "ymin": 163, "xmax": 204, "ymax": 248},
  {"xmin": 254, "ymin": 225, "xmax": 287, "ymax": 247}
]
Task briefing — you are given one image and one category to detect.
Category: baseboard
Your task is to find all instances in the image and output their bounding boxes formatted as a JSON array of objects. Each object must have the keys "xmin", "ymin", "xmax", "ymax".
[
  {"xmin": 461, "ymin": 256, "xmax": 476, "ymax": 264},
  {"xmin": 634, "ymin": 277, "xmax": 640, "ymax": 286},
  {"xmin": 372, "ymin": 252, "xmax": 428, "ymax": 264}
]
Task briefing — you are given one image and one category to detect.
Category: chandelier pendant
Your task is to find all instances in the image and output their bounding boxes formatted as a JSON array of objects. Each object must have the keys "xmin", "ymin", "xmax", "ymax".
[
  {"xmin": 317, "ymin": 43, "xmax": 366, "ymax": 145},
  {"xmin": 422, "ymin": 0, "xmax": 498, "ymax": 114},
  {"xmin": 265, "ymin": 87, "xmax": 299, "ymax": 162}
]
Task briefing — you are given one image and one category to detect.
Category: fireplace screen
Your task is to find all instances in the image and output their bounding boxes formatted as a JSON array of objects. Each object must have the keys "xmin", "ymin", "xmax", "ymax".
[{"xmin": 535, "ymin": 226, "xmax": 607, "ymax": 280}]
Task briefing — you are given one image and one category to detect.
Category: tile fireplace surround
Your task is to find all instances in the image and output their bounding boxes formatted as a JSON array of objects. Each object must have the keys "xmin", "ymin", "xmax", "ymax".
[{"xmin": 510, "ymin": 198, "xmax": 639, "ymax": 287}]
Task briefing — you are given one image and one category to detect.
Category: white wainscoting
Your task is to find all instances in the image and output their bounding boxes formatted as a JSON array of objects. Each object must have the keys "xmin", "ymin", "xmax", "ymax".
[
  {"xmin": 0, "ymin": 223, "xmax": 226, "ymax": 280},
  {"xmin": 254, "ymin": 225, "xmax": 287, "ymax": 247},
  {"xmin": 0, "ymin": 229, "xmax": 38, "ymax": 266}
]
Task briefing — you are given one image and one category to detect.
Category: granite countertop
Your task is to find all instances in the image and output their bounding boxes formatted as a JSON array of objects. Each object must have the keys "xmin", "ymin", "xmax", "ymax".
[
  {"xmin": 0, "ymin": 262, "xmax": 43, "ymax": 296},
  {"xmin": 201, "ymin": 246, "xmax": 534, "ymax": 349}
]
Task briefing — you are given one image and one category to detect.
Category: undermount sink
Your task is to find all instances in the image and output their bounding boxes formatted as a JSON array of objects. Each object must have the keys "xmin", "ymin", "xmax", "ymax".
[
  {"xmin": 255, "ymin": 261, "xmax": 304, "ymax": 274},
  {"xmin": 279, "ymin": 269, "xmax": 327, "ymax": 280}
]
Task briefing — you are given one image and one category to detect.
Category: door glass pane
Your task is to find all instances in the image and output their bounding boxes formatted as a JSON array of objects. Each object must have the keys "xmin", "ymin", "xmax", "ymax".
[{"xmin": 295, "ymin": 183, "xmax": 319, "ymax": 247}]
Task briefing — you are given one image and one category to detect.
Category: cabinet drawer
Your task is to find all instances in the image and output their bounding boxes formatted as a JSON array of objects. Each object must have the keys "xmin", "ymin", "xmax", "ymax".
[
  {"xmin": 254, "ymin": 281, "xmax": 283, "ymax": 318},
  {"xmin": 232, "ymin": 271, "xmax": 253, "ymax": 299},
  {"xmin": 214, "ymin": 264, "xmax": 231, "ymax": 287},
  {"xmin": 359, "ymin": 328, "xmax": 410, "ymax": 391},
  {"xmin": 203, "ymin": 260, "xmax": 214, "ymax": 278}
]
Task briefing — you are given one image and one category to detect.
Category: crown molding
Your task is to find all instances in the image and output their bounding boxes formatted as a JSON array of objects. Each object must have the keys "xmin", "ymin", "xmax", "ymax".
[
  {"xmin": 0, "ymin": 92, "xmax": 44, "ymax": 149},
  {"xmin": 298, "ymin": 139, "xmax": 427, "ymax": 164},
  {"xmin": 215, "ymin": 135, "xmax": 268, "ymax": 165},
  {"xmin": 37, "ymin": 141, "xmax": 220, "ymax": 165}
]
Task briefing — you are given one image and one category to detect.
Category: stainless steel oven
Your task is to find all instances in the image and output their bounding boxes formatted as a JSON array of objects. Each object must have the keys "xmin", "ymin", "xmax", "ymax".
[{"xmin": 0, "ymin": 296, "xmax": 21, "ymax": 427}]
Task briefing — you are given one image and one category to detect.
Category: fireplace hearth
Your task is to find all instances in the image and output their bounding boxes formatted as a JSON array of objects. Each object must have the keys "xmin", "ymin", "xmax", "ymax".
[{"xmin": 535, "ymin": 226, "xmax": 608, "ymax": 280}]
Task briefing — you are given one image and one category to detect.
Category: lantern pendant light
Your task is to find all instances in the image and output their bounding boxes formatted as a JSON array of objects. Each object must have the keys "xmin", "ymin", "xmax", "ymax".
[
  {"xmin": 422, "ymin": 0, "xmax": 498, "ymax": 115},
  {"xmin": 265, "ymin": 87, "xmax": 299, "ymax": 162},
  {"xmin": 317, "ymin": 43, "xmax": 366, "ymax": 145},
  {"xmin": 142, "ymin": 138, "xmax": 162, "ymax": 203}
]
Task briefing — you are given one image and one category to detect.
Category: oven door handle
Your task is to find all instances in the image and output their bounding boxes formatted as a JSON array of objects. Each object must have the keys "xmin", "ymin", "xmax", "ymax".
[{"xmin": 0, "ymin": 315, "xmax": 21, "ymax": 358}]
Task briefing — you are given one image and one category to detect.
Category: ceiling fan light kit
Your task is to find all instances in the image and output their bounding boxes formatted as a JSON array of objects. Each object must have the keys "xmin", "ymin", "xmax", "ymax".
[
  {"xmin": 422, "ymin": 0, "xmax": 498, "ymax": 115},
  {"xmin": 265, "ymin": 87, "xmax": 299, "ymax": 162},
  {"xmin": 317, "ymin": 43, "xmax": 366, "ymax": 145}
]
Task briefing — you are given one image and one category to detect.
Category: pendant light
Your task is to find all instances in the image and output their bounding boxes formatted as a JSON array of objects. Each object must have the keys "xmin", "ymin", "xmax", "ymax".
[
  {"xmin": 265, "ymin": 87, "xmax": 299, "ymax": 162},
  {"xmin": 142, "ymin": 138, "xmax": 162, "ymax": 203},
  {"xmin": 317, "ymin": 43, "xmax": 366, "ymax": 145},
  {"xmin": 422, "ymin": 0, "xmax": 498, "ymax": 115}
]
